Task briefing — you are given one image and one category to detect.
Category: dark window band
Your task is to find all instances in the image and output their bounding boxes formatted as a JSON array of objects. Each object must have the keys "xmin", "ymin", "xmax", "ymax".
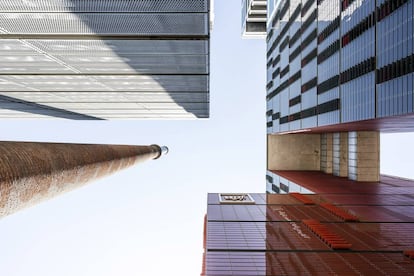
[
  {"xmin": 301, "ymin": 9, "xmax": 317, "ymax": 34},
  {"xmin": 280, "ymin": 65, "xmax": 290, "ymax": 78},
  {"xmin": 318, "ymin": 75, "xmax": 339, "ymax": 94},
  {"xmin": 301, "ymin": 48, "xmax": 317, "ymax": 67},
  {"xmin": 272, "ymin": 112, "xmax": 280, "ymax": 120},
  {"xmin": 301, "ymin": 29, "xmax": 317, "ymax": 50},
  {"xmin": 318, "ymin": 16, "xmax": 340, "ymax": 44},
  {"xmin": 289, "ymin": 70, "xmax": 301, "ymax": 84},
  {"xmin": 301, "ymin": 77, "xmax": 317, "ymax": 93},
  {"xmin": 376, "ymin": 0, "xmax": 408, "ymax": 22},
  {"xmin": 318, "ymin": 39, "xmax": 340, "ymax": 64},
  {"xmin": 340, "ymin": 57, "xmax": 376, "ymax": 84},
  {"xmin": 289, "ymin": 95, "xmax": 301, "ymax": 107},
  {"xmin": 302, "ymin": 0, "xmax": 315, "ymax": 17},
  {"xmin": 377, "ymin": 54, "xmax": 414, "ymax": 84},
  {"xmin": 342, "ymin": 11, "xmax": 375, "ymax": 47},
  {"xmin": 279, "ymin": 98, "xmax": 340, "ymax": 124}
]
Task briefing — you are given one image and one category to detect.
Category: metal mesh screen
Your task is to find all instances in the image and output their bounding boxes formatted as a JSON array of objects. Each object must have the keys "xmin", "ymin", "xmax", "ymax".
[
  {"xmin": 0, "ymin": 0, "xmax": 209, "ymax": 119},
  {"xmin": 0, "ymin": 75, "xmax": 208, "ymax": 92},
  {"xmin": 0, "ymin": 0, "xmax": 207, "ymax": 12},
  {"xmin": 0, "ymin": 13, "xmax": 207, "ymax": 35},
  {"xmin": 0, "ymin": 40, "xmax": 208, "ymax": 74}
]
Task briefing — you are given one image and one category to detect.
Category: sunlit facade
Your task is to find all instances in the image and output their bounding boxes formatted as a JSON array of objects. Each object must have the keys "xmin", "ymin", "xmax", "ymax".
[
  {"xmin": 266, "ymin": 0, "xmax": 414, "ymax": 133},
  {"xmin": 266, "ymin": 0, "xmax": 414, "ymax": 193},
  {"xmin": 0, "ymin": 0, "xmax": 210, "ymax": 119}
]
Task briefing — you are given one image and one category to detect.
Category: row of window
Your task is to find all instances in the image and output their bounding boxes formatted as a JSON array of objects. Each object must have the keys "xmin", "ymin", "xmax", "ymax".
[
  {"xmin": 302, "ymin": 0, "xmax": 316, "ymax": 17},
  {"xmin": 278, "ymin": 98, "xmax": 340, "ymax": 124},
  {"xmin": 318, "ymin": 39, "xmax": 340, "ymax": 64},
  {"xmin": 377, "ymin": 0, "xmax": 409, "ymax": 22},
  {"xmin": 377, "ymin": 54, "xmax": 414, "ymax": 83},
  {"xmin": 340, "ymin": 57, "xmax": 376, "ymax": 84},
  {"xmin": 342, "ymin": 12, "xmax": 375, "ymax": 47},
  {"xmin": 318, "ymin": 16, "xmax": 340, "ymax": 44}
]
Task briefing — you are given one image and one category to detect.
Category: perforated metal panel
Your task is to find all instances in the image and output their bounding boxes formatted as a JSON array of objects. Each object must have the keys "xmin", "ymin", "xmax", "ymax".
[
  {"xmin": 0, "ymin": 0, "xmax": 207, "ymax": 12},
  {"xmin": 0, "ymin": 0, "xmax": 210, "ymax": 119},
  {"xmin": 0, "ymin": 13, "xmax": 207, "ymax": 35},
  {"xmin": 0, "ymin": 39, "xmax": 208, "ymax": 74}
]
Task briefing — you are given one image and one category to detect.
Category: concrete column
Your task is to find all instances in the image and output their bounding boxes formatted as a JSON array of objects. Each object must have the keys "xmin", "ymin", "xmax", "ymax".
[
  {"xmin": 339, "ymin": 132, "xmax": 348, "ymax": 177},
  {"xmin": 267, "ymin": 134, "xmax": 320, "ymax": 171},
  {"xmin": 354, "ymin": 131, "xmax": 380, "ymax": 182},
  {"xmin": 0, "ymin": 141, "xmax": 167, "ymax": 218},
  {"xmin": 333, "ymin": 132, "xmax": 348, "ymax": 177},
  {"xmin": 320, "ymin": 133, "xmax": 333, "ymax": 174}
]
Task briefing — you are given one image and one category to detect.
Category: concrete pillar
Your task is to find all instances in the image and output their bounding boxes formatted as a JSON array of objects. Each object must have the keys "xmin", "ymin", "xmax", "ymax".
[
  {"xmin": 267, "ymin": 134, "xmax": 320, "ymax": 171},
  {"xmin": 333, "ymin": 132, "xmax": 348, "ymax": 177},
  {"xmin": 353, "ymin": 131, "xmax": 380, "ymax": 182},
  {"xmin": 339, "ymin": 132, "xmax": 348, "ymax": 177},
  {"xmin": 320, "ymin": 133, "xmax": 333, "ymax": 174},
  {"xmin": 0, "ymin": 141, "xmax": 167, "ymax": 218}
]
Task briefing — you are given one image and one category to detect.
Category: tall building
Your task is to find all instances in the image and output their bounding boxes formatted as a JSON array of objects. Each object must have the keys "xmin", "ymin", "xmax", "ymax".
[
  {"xmin": 0, "ymin": 0, "xmax": 211, "ymax": 119},
  {"xmin": 242, "ymin": 0, "xmax": 268, "ymax": 38},
  {"xmin": 203, "ymin": 187, "xmax": 414, "ymax": 275},
  {"xmin": 266, "ymin": 0, "xmax": 414, "ymax": 193},
  {"xmin": 0, "ymin": 141, "xmax": 167, "ymax": 218}
]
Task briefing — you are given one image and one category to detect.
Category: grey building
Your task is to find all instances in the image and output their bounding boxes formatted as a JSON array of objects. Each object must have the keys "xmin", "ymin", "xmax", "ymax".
[
  {"xmin": 266, "ymin": 0, "xmax": 414, "ymax": 193},
  {"xmin": 0, "ymin": 0, "xmax": 211, "ymax": 119},
  {"xmin": 242, "ymin": 0, "xmax": 267, "ymax": 38}
]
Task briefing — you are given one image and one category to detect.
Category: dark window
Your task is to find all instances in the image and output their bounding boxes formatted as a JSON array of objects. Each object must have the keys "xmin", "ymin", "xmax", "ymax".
[
  {"xmin": 302, "ymin": 0, "xmax": 315, "ymax": 17},
  {"xmin": 301, "ymin": 77, "xmax": 317, "ymax": 93},
  {"xmin": 280, "ymin": 36, "xmax": 290, "ymax": 52},
  {"xmin": 280, "ymin": 65, "xmax": 290, "ymax": 78},
  {"xmin": 301, "ymin": 9, "xmax": 317, "ymax": 34},
  {"xmin": 318, "ymin": 16, "xmax": 340, "ymax": 44},
  {"xmin": 377, "ymin": 53, "xmax": 414, "ymax": 84},
  {"xmin": 317, "ymin": 75, "xmax": 339, "ymax": 94},
  {"xmin": 317, "ymin": 98, "xmax": 340, "ymax": 114},
  {"xmin": 318, "ymin": 39, "xmax": 340, "ymax": 64},
  {"xmin": 272, "ymin": 112, "xmax": 280, "ymax": 120},
  {"xmin": 266, "ymin": 109, "xmax": 273, "ymax": 116},
  {"xmin": 377, "ymin": 0, "xmax": 409, "ymax": 22},
  {"xmin": 272, "ymin": 184, "xmax": 280, "ymax": 193},
  {"xmin": 266, "ymin": 175, "xmax": 273, "ymax": 182},
  {"xmin": 266, "ymin": 80, "xmax": 273, "ymax": 90},
  {"xmin": 340, "ymin": 57, "xmax": 375, "ymax": 84},
  {"xmin": 289, "ymin": 29, "xmax": 301, "ymax": 48},
  {"xmin": 280, "ymin": 183, "xmax": 289, "ymax": 193},
  {"xmin": 272, "ymin": 67, "xmax": 280, "ymax": 79},
  {"xmin": 301, "ymin": 48, "xmax": 317, "ymax": 67},
  {"xmin": 289, "ymin": 46, "xmax": 301, "ymax": 62},
  {"xmin": 301, "ymin": 29, "xmax": 317, "ymax": 50},
  {"xmin": 301, "ymin": 106, "xmax": 317, "ymax": 118},
  {"xmin": 289, "ymin": 70, "xmax": 301, "ymax": 84},
  {"xmin": 289, "ymin": 95, "xmax": 301, "ymax": 107}
]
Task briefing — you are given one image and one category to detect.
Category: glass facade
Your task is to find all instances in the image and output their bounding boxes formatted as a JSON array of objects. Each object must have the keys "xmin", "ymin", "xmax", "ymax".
[{"xmin": 266, "ymin": 0, "xmax": 414, "ymax": 134}]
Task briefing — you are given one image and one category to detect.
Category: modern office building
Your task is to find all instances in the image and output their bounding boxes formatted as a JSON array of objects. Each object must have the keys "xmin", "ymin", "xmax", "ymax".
[
  {"xmin": 265, "ymin": 0, "xmax": 414, "ymax": 193},
  {"xmin": 203, "ymin": 187, "xmax": 414, "ymax": 275},
  {"xmin": 0, "ymin": 141, "xmax": 167, "ymax": 218},
  {"xmin": 0, "ymin": 0, "xmax": 211, "ymax": 119},
  {"xmin": 242, "ymin": 0, "xmax": 268, "ymax": 38}
]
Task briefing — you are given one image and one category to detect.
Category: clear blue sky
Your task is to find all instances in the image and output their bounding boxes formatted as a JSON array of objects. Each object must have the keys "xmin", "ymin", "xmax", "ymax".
[{"xmin": 0, "ymin": 1, "xmax": 412, "ymax": 275}]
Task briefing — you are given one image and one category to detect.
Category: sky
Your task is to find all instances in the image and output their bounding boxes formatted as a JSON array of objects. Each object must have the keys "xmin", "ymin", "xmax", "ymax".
[
  {"xmin": 0, "ymin": 1, "xmax": 413, "ymax": 276},
  {"xmin": 0, "ymin": 1, "xmax": 266, "ymax": 275}
]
